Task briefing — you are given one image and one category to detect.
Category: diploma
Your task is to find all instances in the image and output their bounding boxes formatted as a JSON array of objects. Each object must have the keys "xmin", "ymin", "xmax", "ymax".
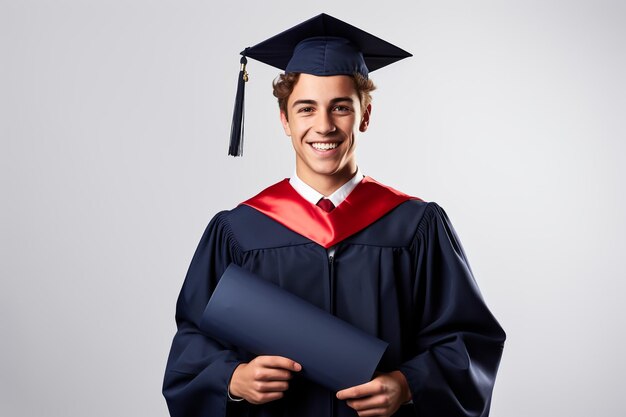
[{"xmin": 200, "ymin": 264, "xmax": 388, "ymax": 392}]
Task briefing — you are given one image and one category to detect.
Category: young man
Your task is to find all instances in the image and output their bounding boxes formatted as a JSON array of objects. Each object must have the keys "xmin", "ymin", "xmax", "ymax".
[{"xmin": 163, "ymin": 13, "xmax": 505, "ymax": 417}]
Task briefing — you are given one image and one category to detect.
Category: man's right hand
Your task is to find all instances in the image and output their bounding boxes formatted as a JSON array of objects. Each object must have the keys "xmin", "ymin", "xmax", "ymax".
[{"xmin": 228, "ymin": 355, "xmax": 302, "ymax": 404}]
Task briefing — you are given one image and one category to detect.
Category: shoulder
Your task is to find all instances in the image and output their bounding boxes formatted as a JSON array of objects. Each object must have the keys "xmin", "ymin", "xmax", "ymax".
[
  {"xmin": 346, "ymin": 200, "xmax": 440, "ymax": 245},
  {"xmin": 208, "ymin": 179, "xmax": 289, "ymax": 231},
  {"xmin": 194, "ymin": 210, "xmax": 240, "ymax": 256},
  {"xmin": 217, "ymin": 200, "xmax": 313, "ymax": 252},
  {"xmin": 343, "ymin": 176, "xmax": 447, "ymax": 247},
  {"xmin": 363, "ymin": 176, "xmax": 442, "ymax": 223}
]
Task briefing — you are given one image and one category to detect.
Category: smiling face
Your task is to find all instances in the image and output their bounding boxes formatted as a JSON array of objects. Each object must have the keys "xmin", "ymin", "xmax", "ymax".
[{"xmin": 280, "ymin": 74, "xmax": 371, "ymax": 194}]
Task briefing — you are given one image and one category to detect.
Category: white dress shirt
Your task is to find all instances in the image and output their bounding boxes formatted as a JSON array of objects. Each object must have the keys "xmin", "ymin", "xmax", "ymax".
[{"xmin": 288, "ymin": 168, "xmax": 364, "ymax": 208}]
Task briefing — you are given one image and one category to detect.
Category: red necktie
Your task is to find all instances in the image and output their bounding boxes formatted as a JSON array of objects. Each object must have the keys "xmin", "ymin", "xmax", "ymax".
[{"xmin": 316, "ymin": 198, "xmax": 335, "ymax": 213}]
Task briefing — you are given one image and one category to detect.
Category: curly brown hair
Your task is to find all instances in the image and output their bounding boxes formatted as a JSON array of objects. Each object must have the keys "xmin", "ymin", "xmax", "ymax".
[{"xmin": 272, "ymin": 73, "xmax": 376, "ymax": 119}]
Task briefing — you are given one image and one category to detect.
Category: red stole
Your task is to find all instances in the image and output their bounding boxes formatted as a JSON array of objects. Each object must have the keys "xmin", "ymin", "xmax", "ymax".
[{"xmin": 241, "ymin": 177, "xmax": 419, "ymax": 248}]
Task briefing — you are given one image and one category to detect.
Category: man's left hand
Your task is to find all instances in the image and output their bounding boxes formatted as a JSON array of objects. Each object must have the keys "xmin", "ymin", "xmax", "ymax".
[{"xmin": 336, "ymin": 370, "xmax": 412, "ymax": 417}]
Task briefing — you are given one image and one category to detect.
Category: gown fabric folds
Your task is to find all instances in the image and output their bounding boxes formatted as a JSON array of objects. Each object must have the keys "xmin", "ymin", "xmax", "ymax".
[{"xmin": 163, "ymin": 179, "xmax": 506, "ymax": 417}]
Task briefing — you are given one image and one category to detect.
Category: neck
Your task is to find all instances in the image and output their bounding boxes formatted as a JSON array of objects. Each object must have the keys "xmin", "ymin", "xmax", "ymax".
[{"xmin": 296, "ymin": 163, "xmax": 357, "ymax": 197}]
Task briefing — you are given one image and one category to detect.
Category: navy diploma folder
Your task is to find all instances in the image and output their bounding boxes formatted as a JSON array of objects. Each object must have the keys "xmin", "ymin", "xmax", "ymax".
[{"xmin": 200, "ymin": 264, "xmax": 388, "ymax": 392}]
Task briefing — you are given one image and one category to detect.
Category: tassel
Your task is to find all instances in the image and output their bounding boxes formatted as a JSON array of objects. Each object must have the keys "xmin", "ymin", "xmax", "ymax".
[{"xmin": 228, "ymin": 54, "xmax": 249, "ymax": 157}]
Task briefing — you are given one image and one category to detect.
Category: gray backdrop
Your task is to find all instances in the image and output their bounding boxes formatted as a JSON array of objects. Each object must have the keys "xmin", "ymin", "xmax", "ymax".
[{"xmin": 2, "ymin": 0, "xmax": 625, "ymax": 416}]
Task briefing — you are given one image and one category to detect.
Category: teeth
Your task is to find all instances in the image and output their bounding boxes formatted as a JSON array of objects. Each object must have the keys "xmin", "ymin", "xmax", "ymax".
[{"xmin": 311, "ymin": 142, "xmax": 339, "ymax": 151}]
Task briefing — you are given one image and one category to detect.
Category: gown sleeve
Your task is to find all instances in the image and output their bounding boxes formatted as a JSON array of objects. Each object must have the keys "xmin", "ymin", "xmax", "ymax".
[
  {"xmin": 398, "ymin": 203, "xmax": 506, "ymax": 417},
  {"xmin": 162, "ymin": 212, "xmax": 248, "ymax": 417}
]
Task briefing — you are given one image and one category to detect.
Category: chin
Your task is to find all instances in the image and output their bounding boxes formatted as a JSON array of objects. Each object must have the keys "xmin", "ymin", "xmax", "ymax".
[{"xmin": 307, "ymin": 162, "xmax": 346, "ymax": 177}]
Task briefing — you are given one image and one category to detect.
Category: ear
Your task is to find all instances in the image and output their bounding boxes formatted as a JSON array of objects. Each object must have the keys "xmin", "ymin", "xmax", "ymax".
[
  {"xmin": 359, "ymin": 104, "xmax": 371, "ymax": 132},
  {"xmin": 280, "ymin": 110, "xmax": 292, "ymax": 136}
]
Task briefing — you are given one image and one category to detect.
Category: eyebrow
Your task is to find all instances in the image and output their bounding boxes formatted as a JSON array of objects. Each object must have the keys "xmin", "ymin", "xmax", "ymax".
[{"xmin": 291, "ymin": 97, "xmax": 355, "ymax": 108}]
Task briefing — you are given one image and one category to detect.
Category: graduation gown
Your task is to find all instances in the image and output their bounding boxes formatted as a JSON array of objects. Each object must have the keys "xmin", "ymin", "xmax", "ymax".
[{"xmin": 162, "ymin": 177, "xmax": 505, "ymax": 417}]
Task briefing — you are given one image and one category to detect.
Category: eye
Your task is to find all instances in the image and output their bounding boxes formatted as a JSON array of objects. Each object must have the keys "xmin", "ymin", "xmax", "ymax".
[
  {"xmin": 332, "ymin": 105, "xmax": 351, "ymax": 113},
  {"xmin": 297, "ymin": 107, "xmax": 315, "ymax": 113}
]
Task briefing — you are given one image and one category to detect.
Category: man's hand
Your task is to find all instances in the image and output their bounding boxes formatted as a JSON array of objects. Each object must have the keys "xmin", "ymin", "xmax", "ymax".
[
  {"xmin": 229, "ymin": 355, "xmax": 301, "ymax": 404},
  {"xmin": 336, "ymin": 371, "xmax": 412, "ymax": 417}
]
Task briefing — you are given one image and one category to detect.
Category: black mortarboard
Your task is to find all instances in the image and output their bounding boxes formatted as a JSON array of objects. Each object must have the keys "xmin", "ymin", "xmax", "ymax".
[{"xmin": 229, "ymin": 13, "xmax": 412, "ymax": 156}]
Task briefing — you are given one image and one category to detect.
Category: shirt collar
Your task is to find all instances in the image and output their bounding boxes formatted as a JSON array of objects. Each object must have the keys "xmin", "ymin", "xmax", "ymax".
[{"xmin": 289, "ymin": 167, "xmax": 364, "ymax": 207}]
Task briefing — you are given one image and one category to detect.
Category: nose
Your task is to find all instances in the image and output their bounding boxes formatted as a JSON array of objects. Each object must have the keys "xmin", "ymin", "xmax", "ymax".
[{"xmin": 315, "ymin": 111, "xmax": 336, "ymax": 136}]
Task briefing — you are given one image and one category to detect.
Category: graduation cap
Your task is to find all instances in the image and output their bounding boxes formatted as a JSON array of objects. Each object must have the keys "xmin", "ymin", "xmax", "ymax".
[{"xmin": 229, "ymin": 13, "xmax": 412, "ymax": 156}]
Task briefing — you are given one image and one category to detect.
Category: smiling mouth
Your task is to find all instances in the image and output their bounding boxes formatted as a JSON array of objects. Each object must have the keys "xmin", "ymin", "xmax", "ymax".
[{"xmin": 310, "ymin": 142, "xmax": 340, "ymax": 151}]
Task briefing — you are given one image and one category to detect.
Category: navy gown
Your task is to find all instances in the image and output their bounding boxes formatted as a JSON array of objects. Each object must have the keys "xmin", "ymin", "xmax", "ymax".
[{"xmin": 163, "ymin": 179, "xmax": 505, "ymax": 417}]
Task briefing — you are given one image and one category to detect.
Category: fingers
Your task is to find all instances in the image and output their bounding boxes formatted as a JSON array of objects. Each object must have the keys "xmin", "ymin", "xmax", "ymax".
[
  {"xmin": 251, "ymin": 366, "xmax": 294, "ymax": 381},
  {"xmin": 255, "ymin": 355, "xmax": 302, "ymax": 372},
  {"xmin": 229, "ymin": 356, "xmax": 302, "ymax": 405},
  {"xmin": 342, "ymin": 391, "xmax": 393, "ymax": 417},
  {"xmin": 346, "ymin": 394, "xmax": 391, "ymax": 411},
  {"xmin": 336, "ymin": 380, "xmax": 383, "ymax": 400},
  {"xmin": 251, "ymin": 355, "xmax": 301, "ymax": 381},
  {"xmin": 337, "ymin": 372, "xmax": 409, "ymax": 417},
  {"xmin": 253, "ymin": 381, "xmax": 290, "ymax": 393}
]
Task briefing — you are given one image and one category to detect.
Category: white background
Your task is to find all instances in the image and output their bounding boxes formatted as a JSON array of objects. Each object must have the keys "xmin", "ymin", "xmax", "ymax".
[{"xmin": 2, "ymin": 1, "xmax": 625, "ymax": 416}]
